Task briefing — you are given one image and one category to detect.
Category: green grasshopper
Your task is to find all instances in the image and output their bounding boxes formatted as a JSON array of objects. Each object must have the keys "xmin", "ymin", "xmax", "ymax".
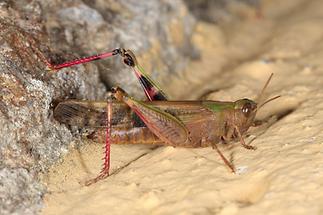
[{"xmin": 47, "ymin": 48, "xmax": 279, "ymax": 185}]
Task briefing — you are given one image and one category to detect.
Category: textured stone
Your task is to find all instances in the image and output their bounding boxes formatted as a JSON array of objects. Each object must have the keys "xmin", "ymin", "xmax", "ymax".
[
  {"xmin": 185, "ymin": 0, "xmax": 261, "ymax": 23},
  {"xmin": 0, "ymin": 168, "xmax": 43, "ymax": 215}
]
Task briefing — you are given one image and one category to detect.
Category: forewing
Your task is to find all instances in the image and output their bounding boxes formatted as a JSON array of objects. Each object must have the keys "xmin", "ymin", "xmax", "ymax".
[
  {"xmin": 149, "ymin": 101, "xmax": 216, "ymax": 125},
  {"xmin": 53, "ymin": 100, "xmax": 133, "ymax": 128}
]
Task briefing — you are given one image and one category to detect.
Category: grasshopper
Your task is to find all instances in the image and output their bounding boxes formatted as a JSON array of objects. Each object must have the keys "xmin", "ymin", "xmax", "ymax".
[{"xmin": 47, "ymin": 48, "xmax": 279, "ymax": 185}]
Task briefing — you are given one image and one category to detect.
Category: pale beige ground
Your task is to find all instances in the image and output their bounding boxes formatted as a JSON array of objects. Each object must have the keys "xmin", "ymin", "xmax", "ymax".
[{"xmin": 41, "ymin": 0, "xmax": 323, "ymax": 214}]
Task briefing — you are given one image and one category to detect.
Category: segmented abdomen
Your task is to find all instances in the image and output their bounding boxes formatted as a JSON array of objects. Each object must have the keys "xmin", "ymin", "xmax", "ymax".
[{"xmin": 89, "ymin": 126, "xmax": 163, "ymax": 145}]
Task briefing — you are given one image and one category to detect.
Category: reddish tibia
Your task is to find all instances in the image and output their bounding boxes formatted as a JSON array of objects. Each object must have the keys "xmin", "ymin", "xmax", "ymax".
[
  {"xmin": 46, "ymin": 50, "xmax": 118, "ymax": 70},
  {"xmin": 85, "ymin": 100, "xmax": 112, "ymax": 186}
]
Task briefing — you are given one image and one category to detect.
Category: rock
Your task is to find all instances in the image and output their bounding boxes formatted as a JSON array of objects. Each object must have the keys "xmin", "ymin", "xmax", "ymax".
[
  {"xmin": 184, "ymin": 0, "xmax": 262, "ymax": 23},
  {"xmin": 0, "ymin": 168, "xmax": 43, "ymax": 215}
]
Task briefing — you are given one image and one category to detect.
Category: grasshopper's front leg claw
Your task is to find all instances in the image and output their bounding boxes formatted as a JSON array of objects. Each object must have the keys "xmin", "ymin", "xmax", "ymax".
[{"xmin": 234, "ymin": 125, "xmax": 257, "ymax": 150}]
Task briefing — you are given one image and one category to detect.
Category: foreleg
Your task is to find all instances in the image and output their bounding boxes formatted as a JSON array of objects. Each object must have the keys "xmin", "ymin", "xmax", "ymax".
[
  {"xmin": 222, "ymin": 125, "xmax": 256, "ymax": 150},
  {"xmin": 234, "ymin": 125, "xmax": 257, "ymax": 150}
]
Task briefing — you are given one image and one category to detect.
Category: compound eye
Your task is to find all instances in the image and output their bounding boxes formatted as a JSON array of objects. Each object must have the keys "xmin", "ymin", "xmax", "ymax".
[{"xmin": 242, "ymin": 102, "xmax": 252, "ymax": 117}]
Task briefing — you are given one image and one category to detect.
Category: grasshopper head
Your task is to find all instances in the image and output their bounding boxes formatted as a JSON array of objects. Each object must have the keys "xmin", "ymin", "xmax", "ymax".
[
  {"xmin": 231, "ymin": 74, "xmax": 280, "ymax": 133},
  {"xmin": 234, "ymin": 98, "xmax": 258, "ymax": 131}
]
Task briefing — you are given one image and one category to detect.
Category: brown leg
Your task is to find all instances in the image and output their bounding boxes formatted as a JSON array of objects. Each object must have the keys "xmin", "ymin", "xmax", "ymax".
[
  {"xmin": 222, "ymin": 126, "xmax": 234, "ymax": 144},
  {"xmin": 85, "ymin": 99, "xmax": 112, "ymax": 186},
  {"xmin": 211, "ymin": 143, "xmax": 235, "ymax": 173},
  {"xmin": 234, "ymin": 125, "xmax": 257, "ymax": 150}
]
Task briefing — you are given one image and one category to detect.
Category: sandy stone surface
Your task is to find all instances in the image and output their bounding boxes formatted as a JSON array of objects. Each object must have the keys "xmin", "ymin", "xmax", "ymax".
[{"xmin": 41, "ymin": 0, "xmax": 323, "ymax": 214}]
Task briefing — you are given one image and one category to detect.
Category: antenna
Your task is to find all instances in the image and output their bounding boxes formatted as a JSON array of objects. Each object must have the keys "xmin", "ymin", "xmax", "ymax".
[{"xmin": 256, "ymin": 73, "xmax": 274, "ymax": 104}]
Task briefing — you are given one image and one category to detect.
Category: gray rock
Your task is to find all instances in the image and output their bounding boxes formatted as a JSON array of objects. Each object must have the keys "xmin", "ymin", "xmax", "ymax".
[
  {"xmin": 57, "ymin": 4, "xmax": 105, "ymax": 32},
  {"xmin": 0, "ymin": 168, "xmax": 43, "ymax": 215},
  {"xmin": 184, "ymin": 0, "xmax": 261, "ymax": 23}
]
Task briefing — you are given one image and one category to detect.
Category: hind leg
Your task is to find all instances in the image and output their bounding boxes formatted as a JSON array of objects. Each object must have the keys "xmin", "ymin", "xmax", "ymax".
[{"xmin": 85, "ymin": 99, "xmax": 113, "ymax": 186}]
